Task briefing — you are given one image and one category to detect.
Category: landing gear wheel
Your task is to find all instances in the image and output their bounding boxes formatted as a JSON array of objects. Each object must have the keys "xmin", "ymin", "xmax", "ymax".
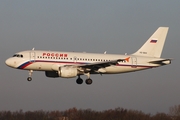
[
  {"xmin": 85, "ymin": 78, "xmax": 92, "ymax": 85},
  {"xmin": 76, "ymin": 78, "xmax": 83, "ymax": 84},
  {"xmin": 27, "ymin": 77, "xmax": 32, "ymax": 81},
  {"xmin": 27, "ymin": 70, "xmax": 33, "ymax": 82}
]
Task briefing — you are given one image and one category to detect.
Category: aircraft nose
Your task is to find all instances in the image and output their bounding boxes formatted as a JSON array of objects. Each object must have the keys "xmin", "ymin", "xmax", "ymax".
[{"xmin": 5, "ymin": 58, "xmax": 15, "ymax": 67}]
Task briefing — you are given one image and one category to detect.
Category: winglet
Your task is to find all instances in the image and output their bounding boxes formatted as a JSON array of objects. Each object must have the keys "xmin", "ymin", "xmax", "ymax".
[
  {"xmin": 117, "ymin": 57, "xmax": 130, "ymax": 63},
  {"xmin": 125, "ymin": 57, "xmax": 130, "ymax": 62}
]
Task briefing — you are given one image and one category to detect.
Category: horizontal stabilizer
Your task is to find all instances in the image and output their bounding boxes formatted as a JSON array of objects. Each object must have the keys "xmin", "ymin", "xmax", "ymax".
[{"xmin": 149, "ymin": 59, "xmax": 172, "ymax": 65}]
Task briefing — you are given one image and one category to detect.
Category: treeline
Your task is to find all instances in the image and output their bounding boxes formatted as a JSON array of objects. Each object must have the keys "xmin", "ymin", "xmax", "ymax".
[{"xmin": 0, "ymin": 106, "xmax": 180, "ymax": 120}]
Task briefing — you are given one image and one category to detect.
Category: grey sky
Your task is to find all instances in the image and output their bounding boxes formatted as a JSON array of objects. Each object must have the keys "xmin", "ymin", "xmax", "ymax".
[{"xmin": 0, "ymin": 0, "xmax": 180, "ymax": 114}]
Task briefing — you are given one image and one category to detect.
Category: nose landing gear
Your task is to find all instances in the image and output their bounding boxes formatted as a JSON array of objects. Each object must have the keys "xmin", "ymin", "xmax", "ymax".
[{"xmin": 27, "ymin": 70, "xmax": 33, "ymax": 81}]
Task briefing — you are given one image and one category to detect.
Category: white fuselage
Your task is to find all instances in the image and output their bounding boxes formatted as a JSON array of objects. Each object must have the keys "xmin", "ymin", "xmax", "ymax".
[{"xmin": 6, "ymin": 50, "xmax": 165, "ymax": 74}]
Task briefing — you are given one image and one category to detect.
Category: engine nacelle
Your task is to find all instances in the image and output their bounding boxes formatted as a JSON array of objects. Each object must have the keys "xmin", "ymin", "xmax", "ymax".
[
  {"xmin": 58, "ymin": 67, "xmax": 78, "ymax": 78},
  {"xmin": 45, "ymin": 66, "xmax": 78, "ymax": 78}
]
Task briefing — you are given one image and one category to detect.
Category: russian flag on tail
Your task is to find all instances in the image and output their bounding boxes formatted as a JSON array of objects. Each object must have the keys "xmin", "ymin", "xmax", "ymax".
[{"xmin": 150, "ymin": 40, "xmax": 157, "ymax": 43}]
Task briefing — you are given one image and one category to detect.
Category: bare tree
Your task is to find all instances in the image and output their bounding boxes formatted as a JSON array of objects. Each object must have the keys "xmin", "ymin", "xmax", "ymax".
[{"xmin": 169, "ymin": 105, "xmax": 180, "ymax": 116}]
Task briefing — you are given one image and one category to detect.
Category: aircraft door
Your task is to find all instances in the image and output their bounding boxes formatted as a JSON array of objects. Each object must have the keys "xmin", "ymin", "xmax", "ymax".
[
  {"xmin": 131, "ymin": 57, "xmax": 137, "ymax": 68},
  {"xmin": 30, "ymin": 52, "xmax": 35, "ymax": 62}
]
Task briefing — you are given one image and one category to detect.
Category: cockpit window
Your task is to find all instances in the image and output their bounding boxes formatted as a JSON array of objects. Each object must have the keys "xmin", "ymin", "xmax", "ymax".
[{"xmin": 13, "ymin": 54, "xmax": 23, "ymax": 58}]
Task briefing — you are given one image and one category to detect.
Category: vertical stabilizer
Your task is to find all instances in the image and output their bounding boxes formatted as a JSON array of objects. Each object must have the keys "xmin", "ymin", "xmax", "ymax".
[{"xmin": 132, "ymin": 27, "xmax": 169, "ymax": 58}]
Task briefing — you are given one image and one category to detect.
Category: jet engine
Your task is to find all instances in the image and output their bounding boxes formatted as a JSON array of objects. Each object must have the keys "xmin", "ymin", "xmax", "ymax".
[{"xmin": 45, "ymin": 66, "xmax": 78, "ymax": 78}]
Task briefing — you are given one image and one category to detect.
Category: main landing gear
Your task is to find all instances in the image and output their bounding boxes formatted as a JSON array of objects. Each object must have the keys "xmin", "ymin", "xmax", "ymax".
[
  {"xmin": 76, "ymin": 77, "xmax": 93, "ymax": 85},
  {"xmin": 85, "ymin": 78, "xmax": 93, "ymax": 85},
  {"xmin": 27, "ymin": 70, "xmax": 33, "ymax": 81},
  {"xmin": 76, "ymin": 73, "xmax": 93, "ymax": 85}
]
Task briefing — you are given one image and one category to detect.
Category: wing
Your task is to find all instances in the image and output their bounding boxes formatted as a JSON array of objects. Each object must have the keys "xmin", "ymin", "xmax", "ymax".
[{"xmin": 77, "ymin": 57, "xmax": 130, "ymax": 73}]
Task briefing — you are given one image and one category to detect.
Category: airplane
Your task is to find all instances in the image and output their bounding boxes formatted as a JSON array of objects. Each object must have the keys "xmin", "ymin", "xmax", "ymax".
[{"xmin": 5, "ymin": 27, "xmax": 171, "ymax": 85}]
